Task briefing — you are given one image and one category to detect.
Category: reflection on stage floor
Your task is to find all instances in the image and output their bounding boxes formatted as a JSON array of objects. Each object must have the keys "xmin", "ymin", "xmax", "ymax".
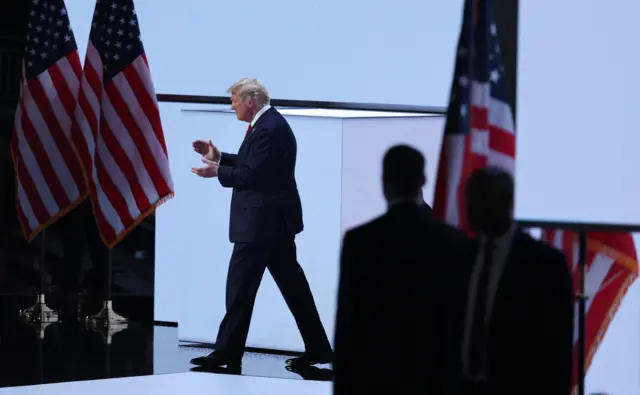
[{"xmin": 0, "ymin": 305, "xmax": 332, "ymax": 390}]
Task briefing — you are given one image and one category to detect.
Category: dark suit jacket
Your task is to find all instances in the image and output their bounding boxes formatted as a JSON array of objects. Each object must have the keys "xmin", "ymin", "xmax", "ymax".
[
  {"xmin": 333, "ymin": 201, "xmax": 467, "ymax": 395},
  {"xmin": 217, "ymin": 107, "xmax": 303, "ymax": 243},
  {"xmin": 450, "ymin": 229, "xmax": 574, "ymax": 395}
]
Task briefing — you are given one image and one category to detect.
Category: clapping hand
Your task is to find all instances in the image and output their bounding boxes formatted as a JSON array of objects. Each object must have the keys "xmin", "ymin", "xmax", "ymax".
[
  {"xmin": 192, "ymin": 139, "xmax": 221, "ymax": 163},
  {"xmin": 191, "ymin": 158, "xmax": 219, "ymax": 178}
]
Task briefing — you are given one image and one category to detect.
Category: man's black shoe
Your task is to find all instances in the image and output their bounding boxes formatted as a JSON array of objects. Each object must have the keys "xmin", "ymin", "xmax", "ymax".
[
  {"xmin": 285, "ymin": 352, "xmax": 333, "ymax": 366},
  {"xmin": 285, "ymin": 364, "xmax": 333, "ymax": 381},
  {"xmin": 190, "ymin": 352, "xmax": 242, "ymax": 369}
]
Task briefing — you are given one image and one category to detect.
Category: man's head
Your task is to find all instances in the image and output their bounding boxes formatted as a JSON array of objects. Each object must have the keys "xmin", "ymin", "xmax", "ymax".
[
  {"xmin": 227, "ymin": 78, "xmax": 270, "ymax": 123},
  {"xmin": 382, "ymin": 145, "xmax": 426, "ymax": 203},
  {"xmin": 465, "ymin": 166, "xmax": 514, "ymax": 237}
]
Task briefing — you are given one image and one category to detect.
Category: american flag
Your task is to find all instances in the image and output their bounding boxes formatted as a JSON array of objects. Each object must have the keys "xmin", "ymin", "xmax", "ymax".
[
  {"xmin": 432, "ymin": 0, "xmax": 515, "ymax": 233},
  {"xmin": 72, "ymin": 0, "xmax": 174, "ymax": 248},
  {"xmin": 541, "ymin": 229, "xmax": 638, "ymax": 392},
  {"xmin": 11, "ymin": 0, "xmax": 88, "ymax": 242}
]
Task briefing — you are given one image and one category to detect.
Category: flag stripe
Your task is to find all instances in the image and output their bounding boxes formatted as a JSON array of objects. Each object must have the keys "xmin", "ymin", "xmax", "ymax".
[
  {"xmin": 95, "ymin": 133, "xmax": 137, "ymax": 223},
  {"xmin": 104, "ymin": 79, "xmax": 169, "ymax": 199},
  {"xmin": 98, "ymin": 110, "xmax": 151, "ymax": 211},
  {"xmin": 94, "ymin": 152, "xmax": 130, "ymax": 230},
  {"xmin": 49, "ymin": 57, "xmax": 79, "ymax": 119},
  {"xmin": 103, "ymin": 88, "xmax": 169, "ymax": 205},
  {"xmin": 40, "ymin": 67, "xmax": 86, "ymax": 196},
  {"xmin": 17, "ymin": 98, "xmax": 64, "ymax": 213},
  {"xmin": 16, "ymin": 180, "xmax": 39, "ymax": 232},
  {"xmin": 442, "ymin": 135, "xmax": 466, "ymax": 227},
  {"xmin": 128, "ymin": 59, "xmax": 168, "ymax": 155},
  {"xmin": 586, "ymin": 271, "xmax": 636, "ymax": 368},
  {"xmin": 72, "ymin": 99, "xmax": 95, "ymax": 178},
  {"xmin": 470, "ymin": 108, "xmax": 515, "ymax": 157},
  {"xmin": 25, "ymin": 76, "xmax": 79, "ymax": 203},
  {"xmin": 13, "ymin": 137, "xmax": 49, "ymax": 225},
  {"xmin": 119, "ymin": 62, "xmax": 172, "ymax": 183},
  {"xmin": 92, "ymin": 156, "xmax": 123, "ymax": 239},
  {"xmin": 29, "ymin": 72, "xmax": 81, "ymax": 183},
  {"xmin": 83, "ymin": 47, "xmax": 103, "ymax": 116}
]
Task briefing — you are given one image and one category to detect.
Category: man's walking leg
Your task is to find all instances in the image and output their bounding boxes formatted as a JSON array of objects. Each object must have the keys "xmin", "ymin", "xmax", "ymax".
[
  {"xmin": 191, "ymin": 243, "xmax": 268, "ymax": 367},
  {"xmin": 268, "ymin": 238, "xmax": 332, "ymax": 365}
]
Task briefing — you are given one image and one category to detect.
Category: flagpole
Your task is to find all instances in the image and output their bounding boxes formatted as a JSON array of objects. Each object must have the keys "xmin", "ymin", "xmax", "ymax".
[
  {"xmin": 577, "ymin": 231, "xmax": 588, "ymax": 395},
  {"xmin": 19, "ymin": 229, "xmax": 59, "ymax": 324}
]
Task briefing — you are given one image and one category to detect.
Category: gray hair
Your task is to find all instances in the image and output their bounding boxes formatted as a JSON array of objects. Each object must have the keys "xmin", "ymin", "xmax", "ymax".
[{"xmin": 227, "ymin": 78, "xmax": 270, "ymax": 107}]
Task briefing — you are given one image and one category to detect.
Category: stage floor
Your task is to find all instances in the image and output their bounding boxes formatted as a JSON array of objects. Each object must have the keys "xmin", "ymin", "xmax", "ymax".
[
  {"xmin": 0, "ymin": 320, "xmax": 332, "ymax": 389},
  {"xmin": 0, "ymin": 372, "xmax": 332, "ymax": 395}
]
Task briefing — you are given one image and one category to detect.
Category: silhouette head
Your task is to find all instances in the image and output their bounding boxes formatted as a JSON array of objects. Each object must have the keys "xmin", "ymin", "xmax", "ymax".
[
  {"xmin": 465, "ymin": 166, "xmax": 514, "ymax": 237},
  {"xmin": 382, "ymin": 145, "xmax": 426, "ymax": 203}
]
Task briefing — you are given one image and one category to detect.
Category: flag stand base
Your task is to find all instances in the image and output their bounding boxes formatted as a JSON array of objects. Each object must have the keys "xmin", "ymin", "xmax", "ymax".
[
  {"xmin": 25, "ymin": 321, "xmax": 53, "ymax": 340},
  {"xmin": 19, "ymin": 294, "xmax": 59, "ymax": 324},
  {"xmin": 86, "ymin": 300, "xmax": 129, "ymax": 329},
  {"xmin": 88, "ymin": 321, "xmax": 128, "ymax": 345}
]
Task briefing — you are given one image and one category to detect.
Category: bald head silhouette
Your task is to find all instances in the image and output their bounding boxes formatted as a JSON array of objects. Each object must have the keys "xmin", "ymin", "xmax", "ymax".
[{"xmin": 382, "ymin": 145, "xmax": 425, "ymax": 203}]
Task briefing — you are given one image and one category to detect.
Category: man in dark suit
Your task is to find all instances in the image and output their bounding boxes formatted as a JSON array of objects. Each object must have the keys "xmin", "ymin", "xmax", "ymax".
[
  {"xmin": 333, "ymin": 145, "xmax": 467, "ymax": 395},
  {"xmin": 190, "ymin": 78, "xmax": 332, "ymax": 369},
  {"xmin": 419, "ymin": 188, "xmax": 432, "ymax": 214},
  {"xmin": 454, "ymin": 167, "xmax": 574, "ymax": 395}
]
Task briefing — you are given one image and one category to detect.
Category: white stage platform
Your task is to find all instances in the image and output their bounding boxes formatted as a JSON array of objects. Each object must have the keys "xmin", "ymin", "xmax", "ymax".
[{"xmin": 0, "ymin": 373, "xmax": 331, "ymax": 395}]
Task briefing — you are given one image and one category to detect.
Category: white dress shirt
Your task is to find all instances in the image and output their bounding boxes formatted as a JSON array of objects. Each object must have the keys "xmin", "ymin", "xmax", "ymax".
[
  {"xmin": 461, "ymin": 222, "xmax": 517, "ymax": 380},
  {"xmin": 250, "ymin": 104, "xmax": 271, "ymax": 129}
]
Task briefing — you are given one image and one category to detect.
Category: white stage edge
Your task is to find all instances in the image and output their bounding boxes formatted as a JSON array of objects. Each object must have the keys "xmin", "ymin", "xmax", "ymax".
[{"xmin": 0, "ymin": 373, "xmax": 331, "ymax": 395}]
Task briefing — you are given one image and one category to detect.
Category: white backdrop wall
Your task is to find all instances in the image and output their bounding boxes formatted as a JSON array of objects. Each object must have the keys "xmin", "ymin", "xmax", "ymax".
[
  {"xmin": 516, "ymin": 0, "xmax": 640, "ymax": 226},
  {"xmin": 66, "ymin": 0, "xmax": 464, "ymax": 107},
  {"xmin": 341, "ymin": 116, "xmax": 445, "ymax": 232}
]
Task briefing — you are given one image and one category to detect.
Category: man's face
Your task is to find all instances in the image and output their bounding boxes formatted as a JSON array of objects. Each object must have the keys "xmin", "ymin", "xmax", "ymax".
[
  {"xmin": 466, "ymin": 195, "xmax": 492, "ymax": 232},
  {"xmin": 231, "ymin": 93, "xmax": 253, "ymax": 123},
  {"xmin": 466, "ymin": 187, "xmax": 511, "ymax": 234}
]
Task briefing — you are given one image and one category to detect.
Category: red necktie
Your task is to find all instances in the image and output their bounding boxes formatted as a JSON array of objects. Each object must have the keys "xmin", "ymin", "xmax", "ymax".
[{"xmin": 245, "ymin": 124, "xmax": 252, "ymax": 137}]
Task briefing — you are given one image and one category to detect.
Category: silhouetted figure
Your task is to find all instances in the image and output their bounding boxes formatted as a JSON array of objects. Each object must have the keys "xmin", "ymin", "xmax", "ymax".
[
  {"xmin": 418, "ymin": 188, "xmax": 432, "ymax": 215},
  {"xmin": 333, "ymin": 145, "xmax": 467, "ymax": 395},
  {"xmin": 453, "ymin": 167, "xmax": 573, "ymax": 395}
]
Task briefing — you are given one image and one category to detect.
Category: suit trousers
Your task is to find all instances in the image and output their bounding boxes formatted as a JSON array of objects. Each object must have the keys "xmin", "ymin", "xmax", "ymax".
[{"xmin": 214, "ymin": 237, "xmax": 331, "ymax": 359}]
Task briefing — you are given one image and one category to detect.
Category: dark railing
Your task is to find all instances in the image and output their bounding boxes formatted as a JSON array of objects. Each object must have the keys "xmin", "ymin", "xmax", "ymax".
[
  {"xmin": 517, "ymin": 220, "xmax": 640, "ymax": 233},
  {"xmin": 156, "ymin": 93, "xmax": 448, "ymax": 115}
]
